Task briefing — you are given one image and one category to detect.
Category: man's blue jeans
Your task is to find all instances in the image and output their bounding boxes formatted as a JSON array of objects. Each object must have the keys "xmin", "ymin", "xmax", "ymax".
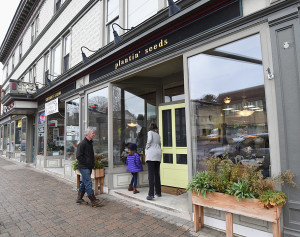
[{"xmin": 79, "ymin": 168, "xmax": 93, "ymax": 196}]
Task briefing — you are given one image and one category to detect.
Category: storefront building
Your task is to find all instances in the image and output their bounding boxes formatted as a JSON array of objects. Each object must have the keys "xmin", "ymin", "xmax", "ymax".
[{"xmin": 0, "ymin": 0, "xmax": 300, "ymax": 236}]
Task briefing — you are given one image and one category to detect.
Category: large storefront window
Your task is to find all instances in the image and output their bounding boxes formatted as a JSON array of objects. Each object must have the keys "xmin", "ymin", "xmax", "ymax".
[
  {"xmin": 113, "ymin": 86, "xmax": 157, "ymax": 166},
  {"xmin": 38, "ymin": 112, "xmax": 45, "ymax": 155},
  {"xmin": 87, "ymin": 88, "xmax": 108, "ymax": 161},
  {"xmin": 21, "ymin": 118, "xmax": 27, "ymax": 152},
  {"xmin": 66, "ymin": 98, "xmax": 80, "ymax": 160},
  {"xmin": 0, "ymin": 126, "xmax": 3, "ymax": 150},
  {"xmin": 47, "ymin": 108, "xmax": 64, "ymax": 156},
  {"xmin": 10, "ymin": 122, "xmax": 15, "ymax": 152},
  {"xmin": 188, "ymin": 34, "xmax": 271, "ymax": 177},
  {"xmin": 7, "ymin": 124, "xmax": 10, "ymax": 151},
  {"xmin": 3, "ymin": 124, "xmax": 7, "ymax": 150},
  {"xmin": 15, "ymin": 120, "xmax": 22, "ymax": 151}
]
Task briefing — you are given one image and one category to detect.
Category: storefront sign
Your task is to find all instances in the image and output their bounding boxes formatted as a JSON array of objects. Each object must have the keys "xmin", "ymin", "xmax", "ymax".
[
  {"xmin": 45, "ymin": 98, "xmax": 59, "ymax": 116},
  {"xmin": 46, "ymin": 91, "xmax": 61, "ymax": 102},
  {"xmin": 17, "ymin": 120, "xmax": 22, "ymax": 128}
]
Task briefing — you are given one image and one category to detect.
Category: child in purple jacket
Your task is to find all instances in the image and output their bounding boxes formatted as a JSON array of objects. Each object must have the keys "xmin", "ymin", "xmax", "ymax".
[{"xmin": 126, "ymin": 143, "xmax": 143, "ymax": 194}]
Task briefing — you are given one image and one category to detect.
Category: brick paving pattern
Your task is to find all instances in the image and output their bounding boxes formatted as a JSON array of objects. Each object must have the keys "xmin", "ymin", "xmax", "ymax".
[{"xmin": 0, "ymin": 157, "xmax": 224, "ymax": 237}]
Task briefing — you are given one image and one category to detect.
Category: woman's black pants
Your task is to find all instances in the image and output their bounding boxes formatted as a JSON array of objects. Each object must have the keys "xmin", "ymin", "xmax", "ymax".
[{"xmin": 147, "ymin": 161, "xmax": 161, "ymax": 196}]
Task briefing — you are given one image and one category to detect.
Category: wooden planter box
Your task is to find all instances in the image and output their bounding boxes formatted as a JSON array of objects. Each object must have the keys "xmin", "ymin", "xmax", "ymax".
[
  {"xmin": 192, "ymin": 192, "xmax": 281, "ymax": 237},
  {"xmin": 76, "ymin": 169, "xmax": 105, "ymax": 195}
]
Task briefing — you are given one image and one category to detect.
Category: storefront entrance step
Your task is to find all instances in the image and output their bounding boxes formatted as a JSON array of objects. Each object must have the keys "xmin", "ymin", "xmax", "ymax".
[{"xmin": 110, "ymin": 187, "xmax": 191, "ymax": 221}]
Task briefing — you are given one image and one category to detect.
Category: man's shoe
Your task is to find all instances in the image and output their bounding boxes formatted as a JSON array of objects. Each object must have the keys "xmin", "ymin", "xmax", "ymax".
[
  {"xmin": 155, "ymin": 193, "xmax": 162, "ymax": 197},
  {"xmin": 76, "ymin": 191, "xmax": 88, "ymax": 205},
  {"xmin": 88, "ymin": 193, "xmax": 105, "ymax": 207},
  {"xmin": 146, "ymin": 195, "xmax": 154, "ymax": 200}
]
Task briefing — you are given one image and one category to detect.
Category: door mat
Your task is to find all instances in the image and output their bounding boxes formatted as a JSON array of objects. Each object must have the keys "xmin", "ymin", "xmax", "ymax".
[{"xmin": 161, "ymin": 186, "xmax": 187, "ymax": 196}]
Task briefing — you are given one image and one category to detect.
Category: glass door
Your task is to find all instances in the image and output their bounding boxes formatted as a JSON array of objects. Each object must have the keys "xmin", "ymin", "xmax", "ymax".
[{"xmin": 159, "ymin": 103, "xmax": 188, "ymax": 188}]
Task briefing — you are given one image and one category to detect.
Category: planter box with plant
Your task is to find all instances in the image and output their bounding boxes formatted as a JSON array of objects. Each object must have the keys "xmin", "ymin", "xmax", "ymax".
[
  {"xmin": 72, "ymin": 154, "xmax": 108, "ymax": 194},
  {"xmin": 187, "ymin": 157, "xmax": 297, "ymax": 237}
]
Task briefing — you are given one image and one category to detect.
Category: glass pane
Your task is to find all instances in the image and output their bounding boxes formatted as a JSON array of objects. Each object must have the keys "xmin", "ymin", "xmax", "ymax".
[
  {"xmin": 64, "ymin": 34, "xmax": 71, "ymax": 56},
  {"xmin": 10, "ymin": 122, "xmax": 14, "ymax": 152},
  {"xmin": 47, "ymin": 107, "xmax": 64, "ymax": 156},
  {"xmin": 66, "ymin": 99, "xmax": 80, "ymax": 160},
  {"xmin": 52, "ymin": 43, "xmax": 61, "ymax": 77},
  {"xmin": 38, "ymin": 112, "xmax": 45, "ymax": 155},
  {"xmin": 21, "ymin": 118, "xmax": 27, "ymax": 152},
  {"xmin": 0, "ymin": 127, "xmax": 3, "ymax": 150},
  {"xmin": 175, "ymin": 108, "xmax": 186, "ymax": 147},
  {"xmin": 162, "ymin": 110, "xmax": 172, "ymax": 147},
  {"xmin": 163, "ymin": 154, "xmax": 173, "ymax": 164},
  {"xmin": 107, "ymin": 0, "xmax": 119, "ymax": 22},
  {"xmin": 87, "ymin": 88, "xmax": 109, "ymax": 162},
  {"xmin": 3, "ymin": 125, "xmax": 7, "ymax": 150},
  {"xmin": 7, "ymin": 124, "xmax": 10, "ymax": 151},
  {"xmin": 127, "ymin": 0, "xmax": 158, "ymax": 28},
  {"xmin": 113, "ymin": 86, "xmax": 156, "ymax": 166},
  {"xmin": 15, "ymin": 120, "xmax": 22, "ymax": 151},
  {"xmin": 177, "ymin": 154, "xmax": 187, "ymax": 164},
  {"xmin": 188, "ymin": 34, "xmax": 271, "ymax": 178}
]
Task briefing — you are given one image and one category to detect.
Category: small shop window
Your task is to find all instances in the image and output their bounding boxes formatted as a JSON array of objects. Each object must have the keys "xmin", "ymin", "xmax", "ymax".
[
  {"xmin": 47, "ymin": 108, "xmax": 64, "ymax": 156},
  {"xmin": 21, "ymin": 118, "xmax": 27, "ymax": 152},
  {"xmin": 66, "ymin": 98, "xmax": 80, "ymax": 160},
  {"xmin": 15, "ymin": 120, "xmax": 22, "ymax": 151},
  {"xmin": 38, "ymin": 112, "xmax": 45, "ymax": 155}
]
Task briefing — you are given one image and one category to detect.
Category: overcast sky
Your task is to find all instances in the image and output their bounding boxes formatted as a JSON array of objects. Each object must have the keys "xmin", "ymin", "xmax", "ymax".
[{"xmin": 0, "ymin": 0, "xmax": 20, "ymax": 83}]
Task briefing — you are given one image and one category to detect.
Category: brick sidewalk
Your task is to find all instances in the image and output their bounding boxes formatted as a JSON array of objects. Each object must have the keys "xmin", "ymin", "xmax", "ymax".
[{"xmin": 0, "ymin": 157, "xmax": 224, "ymax": 237}]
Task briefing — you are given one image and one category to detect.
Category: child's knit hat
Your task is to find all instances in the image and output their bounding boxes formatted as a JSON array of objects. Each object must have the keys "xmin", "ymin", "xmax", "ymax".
[{"xmin": 129, "ymin": 143, "xmax": 137, "ymax": 151}]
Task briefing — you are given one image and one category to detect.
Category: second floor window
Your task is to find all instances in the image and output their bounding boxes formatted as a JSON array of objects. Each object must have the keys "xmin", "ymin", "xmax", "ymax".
[
  {"xmin": 19, "ymin": 42, "xmax": 22, "ymax": 60},
  {"xmin": 127, "ymin": 0, "xmax": 158, "ymax": 28},
  {"xmin": 31, "ymin": 15, "xmax": 39, "ymax": 43},
  {"xmin": 52, "ymin": 43, "xmax": 62, "ymax": 77},
  {"xmin": 63, "ymin": 34, "xmax": 71, "ymax": 72},
  {"xmin": 55, "ymin": 0, "xmax": 65, "ymax": 12},
  {"xmin": 107, "ymin": 0, "xmax": 119, "ymax": 42},
  {"xmin": 12, "ymin": 53, "xmax": 15, "ymax": 70},
  {"xmin": 29, "ymin": 68, "xmax": 33, "ymax": 83}
]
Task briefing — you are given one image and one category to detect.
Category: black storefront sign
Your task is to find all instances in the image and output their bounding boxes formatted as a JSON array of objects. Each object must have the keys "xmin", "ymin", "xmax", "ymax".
[{"xmin": 90, "ymin": 0, "xmax": 242, "ymax": 82}]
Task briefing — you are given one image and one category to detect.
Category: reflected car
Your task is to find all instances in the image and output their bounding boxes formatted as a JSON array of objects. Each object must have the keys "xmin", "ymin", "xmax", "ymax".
[
  {"xmin": 209, "ymin": 133, "xmax": 270, "ymax": 164},
  {"xmin": 207, "ymin": 133, "xmax": 218, "ymax": 141}
]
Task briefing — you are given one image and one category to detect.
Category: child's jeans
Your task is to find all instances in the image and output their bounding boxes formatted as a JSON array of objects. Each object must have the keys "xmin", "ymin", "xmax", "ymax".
[{"xmin": 130, "ymin": 172, "xmax": 138, "ymax": 187}]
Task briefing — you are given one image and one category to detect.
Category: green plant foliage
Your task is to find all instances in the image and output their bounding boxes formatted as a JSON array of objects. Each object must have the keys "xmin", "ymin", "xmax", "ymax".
[
  {"xmin": 226, "ymin": 179, "xmax": 255, "ymax": 200},
  {"xmin": 71, "ymin": 159, "xmax": 78, "ymax": 171},
  {"xmin": 187, "ymin": 157, "xmax": 296, "ymax": 208},
  {"xmin": 259, "ymin": 190, "xmax": 287, "ymax": 208},
  {"xmin": 186, "ymin": 171, "xmax": 215, "ymax": 197}
]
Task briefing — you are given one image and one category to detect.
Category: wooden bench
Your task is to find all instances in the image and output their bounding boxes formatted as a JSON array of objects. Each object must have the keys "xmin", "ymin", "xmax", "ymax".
[{"xmin": 192, "ymin": 192, "xmax": 281, "ymax": 237}]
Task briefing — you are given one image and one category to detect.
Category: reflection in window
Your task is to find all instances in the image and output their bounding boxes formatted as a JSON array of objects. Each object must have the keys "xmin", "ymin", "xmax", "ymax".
[
  {"xmin": 21, "ymin": 118, "xmax": 27, "ymax": 152},
  {"xmin": 15, "ymin": 120, "xmax": 22, "ymax": 152},
  {"xmin": 66, "ymin": 99, "xmax": 80, "ymax": 160},
  {"xmin": 87, "ymin": 88, "xmax": 108, "ymax": 163},
  {"xmin": 3, "ymin": 125, "xmax": 7, "ymax": 150},
  {"xmin": 113, "ymin": 86, "xmax": 156, "ymax": 166},
  {"xmin": 162, "ymin": 110, "xmax": 172, "ymax": 147},
  {"xmin": 38, "ymin": 112, "xmax": 45, "ymax": 155},
  {"xmin": 127, "ymin": 0, "xmax": 158, "ymax": 28},
  {"xmin": 47, "ymin": 108, "xmax": 64, "ymax": 156},
  {"xmin": 7, "ymin": 124, "xmax": 10, "ymax": 151},
  {"xmin": 163, "ymin": 154, "xmax": 173, "ymax": 164},
  {"xmin": 10, "ymin": 122, "xmax": 15, "ymax": 152},
  {"xmin": 175, "ymin": 108, "xmax": 186, "ymax": 147},
  {"xmin": 188, "ymin": 34, "xmax": 271, "ymax": 178}
]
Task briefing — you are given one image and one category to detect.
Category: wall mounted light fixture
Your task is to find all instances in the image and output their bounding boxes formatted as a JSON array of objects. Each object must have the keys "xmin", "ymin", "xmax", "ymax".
[
  {"xmin": 266, "ymin": 67, "xmax": 274, "ymax": 80},
  {"xmin": 112, "ymin": 23, "xmax": 134, "ymax": 44},
  {"xmin": 81, "ymin": 46, "xmax": 98, "ymax": 63},
  {"xmin": 168, "ymin": 0, "xmax": 181, "ymax": 17}
]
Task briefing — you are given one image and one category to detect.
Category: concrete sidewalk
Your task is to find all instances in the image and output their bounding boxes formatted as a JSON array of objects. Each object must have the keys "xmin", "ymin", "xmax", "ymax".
[{"xmin": 0, "ymin": 157, "xmax": 225, "ymax": 237}]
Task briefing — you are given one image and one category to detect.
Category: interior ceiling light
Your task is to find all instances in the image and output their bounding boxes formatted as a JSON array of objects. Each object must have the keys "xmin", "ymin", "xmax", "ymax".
[
  {"xmin": 127, "ymin": 122, "xmax": 137, "ymax": 127},
  {"xmin": 238, "ymin": 96, "xmax": 255, "ymax": 117},
  {"xmin": 223, "ymin": 97, "xmax": 231, "ymax": 104}
]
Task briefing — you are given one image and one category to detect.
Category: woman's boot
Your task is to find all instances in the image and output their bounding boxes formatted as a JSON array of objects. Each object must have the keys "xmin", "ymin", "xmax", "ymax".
[
  {"xmin": 128, "ymin": 184, "xmax": 133, "ymax": 191},
  {"xmin": 133, "ymin": 187, "xmax": 140, "ymax": 194}
]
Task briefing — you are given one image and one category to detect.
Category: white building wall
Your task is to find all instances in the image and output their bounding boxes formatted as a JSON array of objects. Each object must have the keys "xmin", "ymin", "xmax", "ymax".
[
  {"xmin": 39, "ymin": 0, "xmax": 55, "ymax": 33},
  {"xmin": 242, "ymin": 0, "xmax": 269, "ymax": 16},
  {"xmin": 9, "ymin": 0, "xmax": 94, "ymax": 87},
  {"xmin": 71, "ymin": 2, "xmax": 102, "ymax": 67}
]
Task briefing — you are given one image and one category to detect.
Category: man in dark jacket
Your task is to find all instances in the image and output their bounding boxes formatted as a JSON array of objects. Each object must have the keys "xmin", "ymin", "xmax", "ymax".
[{"xmin": 76, "ymin": 128, "xmax": 104, "ymax": 207}]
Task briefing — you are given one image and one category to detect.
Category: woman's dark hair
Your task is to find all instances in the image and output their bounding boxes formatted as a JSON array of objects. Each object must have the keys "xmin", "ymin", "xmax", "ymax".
[{"xmin": 148, "ymin": 123, "xmax": 158, "ymax": 131}]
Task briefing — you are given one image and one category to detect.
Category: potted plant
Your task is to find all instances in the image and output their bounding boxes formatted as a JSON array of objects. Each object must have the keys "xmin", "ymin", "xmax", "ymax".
[{"xmin": 187, "ymin": 157, "xmax": 297, "ymax": 236}]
